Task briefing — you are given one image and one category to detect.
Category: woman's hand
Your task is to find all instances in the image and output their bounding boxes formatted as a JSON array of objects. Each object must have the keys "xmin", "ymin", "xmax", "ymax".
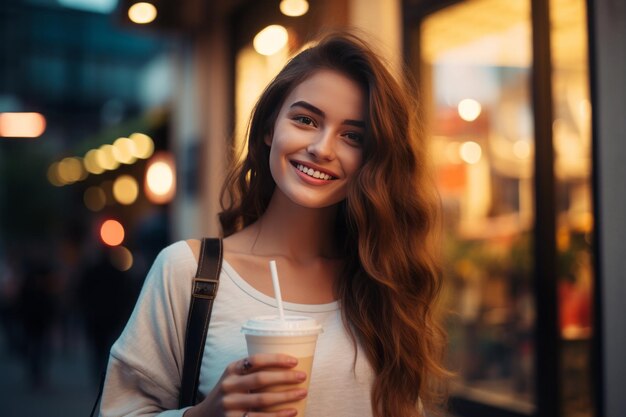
[{"xmin": 184, "ymin": 353, "xmax": 308, "ymax": 417}]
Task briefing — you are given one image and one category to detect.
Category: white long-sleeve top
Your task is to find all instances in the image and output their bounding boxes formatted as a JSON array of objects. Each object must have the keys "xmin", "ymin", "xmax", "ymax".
[{"xmin": 100, "ymin": 241, "xmax": 374, "ymax": 417}]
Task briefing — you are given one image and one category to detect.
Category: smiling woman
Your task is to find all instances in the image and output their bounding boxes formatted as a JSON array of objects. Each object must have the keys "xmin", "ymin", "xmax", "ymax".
[{"xmin": 100, "ymin": 32, "xmax": 449, "ymax": 417}]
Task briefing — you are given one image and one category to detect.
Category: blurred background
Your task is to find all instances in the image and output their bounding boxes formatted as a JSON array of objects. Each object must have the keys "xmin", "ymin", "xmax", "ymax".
[{"xmin": 0, "ymin": 0, "xmax": 624, "ymax": 417}]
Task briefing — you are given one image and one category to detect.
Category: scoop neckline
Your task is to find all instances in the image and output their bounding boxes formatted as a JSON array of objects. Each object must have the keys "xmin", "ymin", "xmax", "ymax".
[{"xmin": 221, "ymin": 259, "xmax": 340, "ymax": 313}]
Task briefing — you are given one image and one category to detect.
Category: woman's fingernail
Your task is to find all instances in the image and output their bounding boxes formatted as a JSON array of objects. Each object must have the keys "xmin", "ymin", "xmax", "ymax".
[
  {"xmin": 296, "ymin": 371, "xmax": 306, "ymax": 380},
  {"xmin": 295, "ymin": 389, "xmax": 307, "ymax": 398},
  {"xmin": 287, "ymin": 357, "xmax": 298, "ymax": 365}
]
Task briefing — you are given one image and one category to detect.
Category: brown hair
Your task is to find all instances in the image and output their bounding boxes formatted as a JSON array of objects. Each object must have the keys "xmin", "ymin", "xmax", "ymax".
[{"xmin": 220, "ymin": 31, "xmax": 448, "ymax": 416}]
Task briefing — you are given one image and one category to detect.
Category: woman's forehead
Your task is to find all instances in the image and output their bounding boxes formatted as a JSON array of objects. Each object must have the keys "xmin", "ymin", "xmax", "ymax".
[{"xmin": 282, "ymin": 69, "xmax": 367, "ymax": 121}]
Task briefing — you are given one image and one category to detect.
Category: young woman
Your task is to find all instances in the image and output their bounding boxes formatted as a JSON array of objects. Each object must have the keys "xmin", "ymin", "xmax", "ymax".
[{"xmin": 100, "ymin": 32, "xmax": 448, "ymax": 417}]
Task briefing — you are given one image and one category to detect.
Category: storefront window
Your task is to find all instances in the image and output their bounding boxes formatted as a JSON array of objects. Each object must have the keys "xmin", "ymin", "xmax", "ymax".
[
  {"xmin": 420, "ymin": 0, "xmax": 535, "ymax": 413},
  {"xmin": 235, "ymin": 44, "xmax": 289, "ymax": 155},
  {"xmin": 550, "ymin": 1, "xmax": 594, "ymax": 416}
]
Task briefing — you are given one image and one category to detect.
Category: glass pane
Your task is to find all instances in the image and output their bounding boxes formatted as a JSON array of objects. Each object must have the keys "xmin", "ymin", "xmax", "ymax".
[
  {"xmin": 420, "ymin": 0, "xmax": 535, "ymax": 413},
  {"xmin": 235, "ymin": 44, "xmax": 290, "ymax": 155},
  {"xmin": 550, "ymin": 0, "xmax": 594, "ymax": 416}
]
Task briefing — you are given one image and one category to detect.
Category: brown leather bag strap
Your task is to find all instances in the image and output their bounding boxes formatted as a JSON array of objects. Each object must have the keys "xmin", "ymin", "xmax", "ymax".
[{"xmin": 179, "ymin": 238, "xmax": 223, "ymax": 408}]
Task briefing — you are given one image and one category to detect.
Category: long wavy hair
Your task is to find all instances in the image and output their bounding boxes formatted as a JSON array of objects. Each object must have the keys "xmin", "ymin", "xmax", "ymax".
[{"xmin": 220, "ymin": 32, "xmax": 448, "ymax": 416}]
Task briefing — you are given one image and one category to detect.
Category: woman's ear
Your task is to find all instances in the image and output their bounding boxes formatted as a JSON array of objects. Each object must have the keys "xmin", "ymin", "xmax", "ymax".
[{"xmin": 264, "ymin": 132, "xmax": 273, "ymax": 146}]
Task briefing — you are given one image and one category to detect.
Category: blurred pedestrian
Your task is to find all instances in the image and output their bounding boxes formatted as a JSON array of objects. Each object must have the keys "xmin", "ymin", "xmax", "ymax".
[
  {"xmin": 77, "ymin": 247, "xmax": 134, "ymax": 382},
  {"xmin": 0, "ymin": 248, "xmax": 22, "ymax": 356},
  {"xmin": 18, "ymin": 249, "xmax": 58, "ymax": 388}
]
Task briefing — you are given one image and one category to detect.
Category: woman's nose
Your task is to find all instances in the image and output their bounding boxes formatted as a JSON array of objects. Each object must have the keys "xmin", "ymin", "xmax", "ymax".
[{"xmin": 306, "ymin": 130, "xmax": 336, "ymax": 160}]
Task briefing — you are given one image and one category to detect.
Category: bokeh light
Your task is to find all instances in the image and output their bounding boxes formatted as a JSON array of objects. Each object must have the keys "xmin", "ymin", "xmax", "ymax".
[
  {"xmin": 460, "ymin": 141, "xmax": 482, "ymax": 164},
  {"xmin": 130, "ymin": 132, "xmax": 154, "ymax": 159},
  {"xmin": 113, "ymin": 175, "xmax": 139, "ymax": 205},
  {"xmin": 145, "ymin": 152, "xmax": 176, "ymax": 204},
  {"xmin": 0, "ymin": 112, "xmax": 46, "ymax": 138},
  {"xmin": 110, "ymin": 246, "xmax": 133, "ymax": 271},
  {"xmin": 280, "ymin": 0, "xmax": 309, "ymax": 17},
  {"xmin": 100, "ymin": 219, "xmax": 125, "ymax": 246},
  {"xmin": 113, "ymin": 137, "xmax": 137, "ymax": 164},
  {"xmin": 458, "ymin": 98, "xmax": 482, "ymax": 122},
  {"xmin": 513, "ymin": 139, "xmax": 532, "ymax": 159},
  {"xmin": 253, "ymin": 25, "xmax": 288, "ymax": 56},
  {"xmin": 97, "ymin": 144, "xmax": 120, "ymax": 171},
  {"xmin": 128, "ymin": 2, "xmax": 157, "ymax": 24},
  {"xmin": 57, "ymin": 156, "xmax": 86, "ymax": 184},
  {"xmin": 84, "ymin": 186, "xmax": 107, "ymax": 211},
  {"xmin": 47, "ymin": 162, "xmax": 63, "ymax": 186},
  {"xmin": 83, "ymin": 149, "xmax": 106, "ymax": 174}
]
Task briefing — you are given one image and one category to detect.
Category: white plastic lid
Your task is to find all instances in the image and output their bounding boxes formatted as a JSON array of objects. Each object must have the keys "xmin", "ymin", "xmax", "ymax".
[{"xmin": 241, "ymin": 315, "xmax": 323, "ymax": 336}]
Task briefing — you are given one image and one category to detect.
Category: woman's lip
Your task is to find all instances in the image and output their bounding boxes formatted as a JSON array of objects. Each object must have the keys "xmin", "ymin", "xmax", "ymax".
[{"xmin": 290, "ymin": 160, "xmax": 339, "ymax": 178}]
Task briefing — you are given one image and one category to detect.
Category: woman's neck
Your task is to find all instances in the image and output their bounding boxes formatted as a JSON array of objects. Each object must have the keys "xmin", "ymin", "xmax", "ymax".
[{"xmin": 246, "ymin": 190, "xmax": 339, "ymax": 262}]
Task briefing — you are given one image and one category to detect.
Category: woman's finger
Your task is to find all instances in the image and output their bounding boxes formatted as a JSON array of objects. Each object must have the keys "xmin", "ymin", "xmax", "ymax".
[
  {"xmin": 230, "ymin": 410, "xmax": 297, "ymax": 417},
  {"xmin": 224, "ymin": 388, "xmax": 308, "ymax": 410},
  {"xmin": 227, "ymin": 354, "xmax": 298, "ymax": 376},
  {"xmin": 235, "ymin": 410, "xmax": 298, "ymax": 417},
  {"xmin": 223, "ymin": 368, "xmax": 307, "ymax": 392}
]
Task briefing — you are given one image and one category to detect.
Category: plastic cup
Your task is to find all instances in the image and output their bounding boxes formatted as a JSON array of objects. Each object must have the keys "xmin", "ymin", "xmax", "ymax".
[{"xmin": 241, "ymin": 315, "xmax": 323, "ymax": 416}]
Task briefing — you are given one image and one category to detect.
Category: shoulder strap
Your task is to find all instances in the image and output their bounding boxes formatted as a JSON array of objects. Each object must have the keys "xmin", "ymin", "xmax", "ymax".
[{"xmin": 179, "ymin": 238, "xmax": 223, "ymax": 408}]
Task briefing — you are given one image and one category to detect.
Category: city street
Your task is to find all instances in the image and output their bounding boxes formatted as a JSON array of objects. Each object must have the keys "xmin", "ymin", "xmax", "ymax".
[{"xmin": 0, "ymin": 333, "xmax": 99, "ymax": 417}]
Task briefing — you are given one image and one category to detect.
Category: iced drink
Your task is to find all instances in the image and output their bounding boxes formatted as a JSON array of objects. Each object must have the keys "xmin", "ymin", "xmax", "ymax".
[{"xmin": 241, "ymin": 315, "xmax": 322, "ymax": 416}]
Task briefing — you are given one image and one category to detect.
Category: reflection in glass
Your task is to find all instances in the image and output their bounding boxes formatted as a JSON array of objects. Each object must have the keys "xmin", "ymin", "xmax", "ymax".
[
  {"xmin": 550, "ymin": 1, "xmax": 594, "ymax": 416},
  {"xmin": 421, "ymin": 0, "xmax": 535, "ymax": 413}
]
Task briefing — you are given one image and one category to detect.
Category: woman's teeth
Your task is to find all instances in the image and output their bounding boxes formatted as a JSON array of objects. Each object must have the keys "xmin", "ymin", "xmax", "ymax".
[{"xmin": 296, "ymin": 164, "xmax": 333, "ymax": 180}]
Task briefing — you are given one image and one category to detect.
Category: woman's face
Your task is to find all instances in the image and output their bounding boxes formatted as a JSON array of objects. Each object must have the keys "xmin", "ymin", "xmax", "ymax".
[{"xmin": 266, "ymin": 69, "xmax": 366, "ymax": 209}]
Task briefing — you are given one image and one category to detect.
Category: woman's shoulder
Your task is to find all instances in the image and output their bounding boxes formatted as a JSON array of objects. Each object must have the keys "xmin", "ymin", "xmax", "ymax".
[
  {"xmin": 147, "ymin": 240, "xmax": 199, "ymax": 275},
  {"xmin": 156, "ymin": 239, "xmax": 196, "ymax": 261},
  {"xmin": 156, "ymin": 237, "xmax": 227, "ymax": 272},
  {"xmin": 184, "ymin": 238, "xmax": 201, "ymax": 264},
  {"xmin": 139, "ymin": 240, "xmax": 198, "ymax": 297}
]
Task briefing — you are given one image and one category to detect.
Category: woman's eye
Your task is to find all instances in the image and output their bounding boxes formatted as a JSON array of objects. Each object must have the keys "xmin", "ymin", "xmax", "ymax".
[
  {"xmin": 294, "ymin": 115, "xmax": 316, "ymax": 126},
  {"xmin": 344, "ymin": 132, "xmax": 364, "ymax": 144}
]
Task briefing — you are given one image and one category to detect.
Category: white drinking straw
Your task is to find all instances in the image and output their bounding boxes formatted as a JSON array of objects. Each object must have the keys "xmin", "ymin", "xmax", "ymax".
[{"xmin": 269, "ymin": 260, "xmax": 286, "ymax": 321}]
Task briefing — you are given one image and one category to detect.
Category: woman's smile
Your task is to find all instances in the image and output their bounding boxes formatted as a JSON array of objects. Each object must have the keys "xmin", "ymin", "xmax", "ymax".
[{"xmin": 291, "ymin": 160, "xmax": 338, "ymax": 182}]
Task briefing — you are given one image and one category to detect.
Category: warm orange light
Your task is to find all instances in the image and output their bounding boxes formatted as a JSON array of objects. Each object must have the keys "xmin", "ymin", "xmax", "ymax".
[
  {"xmin": 100, "ymin": 219, "xmax": 125, "ymax": 246},
  {"xmin": 0, "ymin": 112, "xmax": 46, "ymax": 138}
]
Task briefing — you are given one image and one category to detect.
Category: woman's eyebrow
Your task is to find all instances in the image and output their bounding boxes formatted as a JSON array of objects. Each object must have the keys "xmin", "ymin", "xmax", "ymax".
[
  {"xmin": 290, "ymin": 100, "xmax": 365, "ymax": 128},
  {"xmin": 290, "ymin": 101, "xmax": 324, "ymax": 117}
]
